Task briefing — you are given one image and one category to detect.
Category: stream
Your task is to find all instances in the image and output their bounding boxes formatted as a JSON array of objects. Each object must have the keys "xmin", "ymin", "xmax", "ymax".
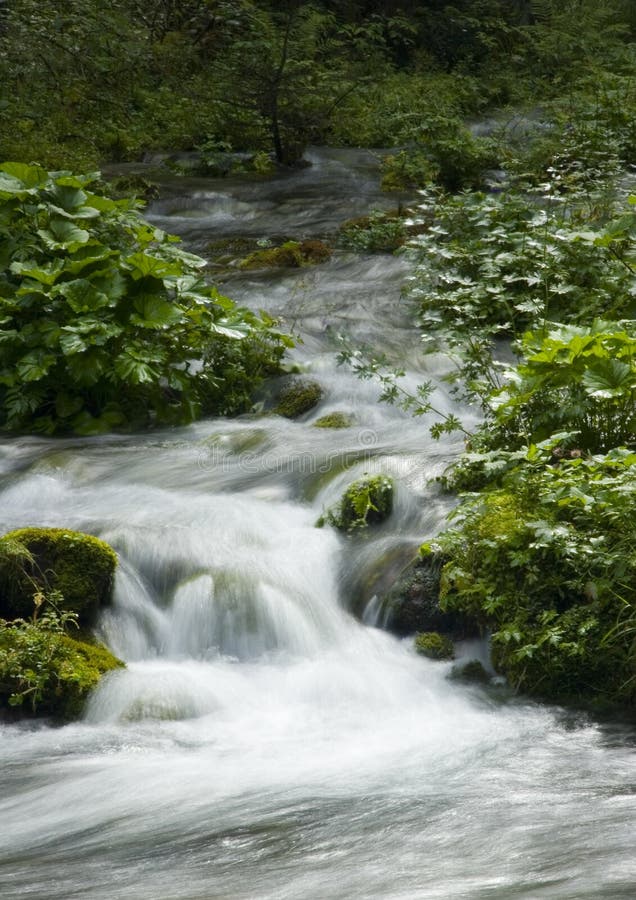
[{"xmin": 0, "ymin": 148, "xmax": 634, "ymax": 899}]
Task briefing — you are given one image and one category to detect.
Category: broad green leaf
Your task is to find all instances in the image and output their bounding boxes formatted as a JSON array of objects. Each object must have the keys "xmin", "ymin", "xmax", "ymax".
[
  {"xmin": 582, "ymin": 359, "xmax": 633, "ymax": 398},
  {"xmin": 59, "ymin": 331, "xmax": 88, "ymax": 356},
  {"xmin": 0, "ymin": 162, "xmax": 48, "ymax": 187},
  {"xmin": 124, "ymin": 252, "xmax": 182, "ymax": 280},
  {"xmin": 16, "ymin": 351, "xmax": 56, "ymax": 382},
  {"xmin": 131, "ymin": 295, "xmax": 184, "ymax": 328},
  {"xmin": 114, "ymin": 351, "xmax": 159, "ymax": 384},
  {"xmin": 55, "ymin": 279, "xmax": 112, "ymax": 313},
  {"xmin": 10, "ymin": 259, "xmax": 65, "ymax": 285},
  {"xmin": 37, "ymin": 218, "xmax": 90, "ymax": 250}
]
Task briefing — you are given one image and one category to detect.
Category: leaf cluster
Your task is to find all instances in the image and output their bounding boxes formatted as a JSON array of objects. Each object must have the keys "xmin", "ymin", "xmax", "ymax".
[{"xmin": 0, "ymin": 162, "xmax": 289, "ymax": 434}]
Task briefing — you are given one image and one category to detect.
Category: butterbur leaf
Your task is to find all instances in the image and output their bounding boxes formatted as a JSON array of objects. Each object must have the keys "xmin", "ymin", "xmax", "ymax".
[
  {"xmin": 124, "ymin": 252, "xmax": 182, "ymax": 280},
  {"xmin": 1, "ymin": 162, "xmax": 48, "ymax": 187},
  {"xmin": 38, "ymin": 218, "xmax": 90, "ymax": 250},
  {"xmin": 582, "ymin": 359, "xmax": 633, "ymax": 398},
  {"xmin": 131, "ymin": 295, "xmax": 184, "ymax": 328},
  {"xmin": 56, "ymin": 279, "xmax": 112, "ymax": 313}
]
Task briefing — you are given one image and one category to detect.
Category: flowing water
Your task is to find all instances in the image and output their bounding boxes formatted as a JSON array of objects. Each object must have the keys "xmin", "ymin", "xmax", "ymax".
[{"xmin": 0, "ymin": 149, "xmax": 634, "ymax": 899}]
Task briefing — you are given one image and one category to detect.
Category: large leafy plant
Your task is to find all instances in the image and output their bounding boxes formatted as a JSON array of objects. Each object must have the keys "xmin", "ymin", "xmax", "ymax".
[
  {"xmin": 431, "ymin": 445, "xmax": 636, "ymax": 706},
  {"xmin": 0, "ymin": 162, "xmax": 288, "ymax": 434}
]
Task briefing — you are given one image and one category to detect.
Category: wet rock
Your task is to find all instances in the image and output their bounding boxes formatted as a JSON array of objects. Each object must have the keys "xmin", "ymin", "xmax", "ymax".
[{"xmin": 381, "ymin": 551, "xmax": 476, "ymax": 638}]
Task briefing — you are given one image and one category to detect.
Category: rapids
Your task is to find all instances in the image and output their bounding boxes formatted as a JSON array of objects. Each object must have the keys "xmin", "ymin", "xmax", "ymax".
[{"xmin": 0, "ymin": 149, "xmax": 634, "ymax": 900}]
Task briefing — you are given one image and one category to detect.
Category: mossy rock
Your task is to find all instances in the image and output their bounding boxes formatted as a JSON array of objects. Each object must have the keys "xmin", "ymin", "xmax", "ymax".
[
  {"xmin": 414, "ymin": 631, "xmax": 454, "ymax": 661},
  {"xmin": 0, "ymin": 528, "xmax": 118, "ymax": 626},
  {"xmin": 274, "ymin": 379, "xmax": 323, "ymax": 418},
  {"xmin": 313, "ymin": 412, "xmax": 353, "ymax": 429},
  {"xmin": 325, "ymin": 474, "xmax": 394, "ymax": 532},
  {"xmin": 0, "ymin": 623, "xmax": 124, "ymax": 720},
  {"xmin": 449, "ymin": 659, "xmax": 491, "ymax": 684},
  {"xmin": 239, "ymin": 240, "xmax": 331, "ymax": 270}
]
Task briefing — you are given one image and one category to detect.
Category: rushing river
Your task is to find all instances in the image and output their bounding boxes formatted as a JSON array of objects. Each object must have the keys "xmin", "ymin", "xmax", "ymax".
[{"xmin": 0, "ymin": 149, "xmax": 634, "ymax": 899}]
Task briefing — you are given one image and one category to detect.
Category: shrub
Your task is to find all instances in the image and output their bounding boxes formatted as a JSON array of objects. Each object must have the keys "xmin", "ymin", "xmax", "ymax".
[
  {"xmin": 0, "ymin": 607, "xmax": 123, "ymax": 719},
  {"xmin": 0, "ymin": 162, "xmax": 289, "ymax": 434}
]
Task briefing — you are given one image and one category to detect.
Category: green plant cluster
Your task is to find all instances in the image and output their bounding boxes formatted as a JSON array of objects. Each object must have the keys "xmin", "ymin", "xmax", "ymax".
[
  {"xmin": 413, "ymin": 631, "xmax": 454, "ymax": 661},
  {"xmin": 321, "ymin": 474, "xmax": 394, "ymax": 532},
  {"xmin": 381, "ymin": 120, "xmax": 498, "ymax": 193},
  {"xmin": 0, "ymin": 608, "xmax": 123, "ymax": 719},
  {"xmin": 239, "ymin": 240, "xmax": 331, "ymax": 269},
  {"xmin": 274, "ymin": 379, "xmax": 323, "ymax": 418},
  {"xmin": 0, "ymin": 162, "xmax": 289, "ymax": 434},
  {"xmin": 407, "ymin": 188, "xmax": 635, "ymax": 349},
  {"xmin": 431, "ymin": 445, "xmax": 636, "ymax": 706}
]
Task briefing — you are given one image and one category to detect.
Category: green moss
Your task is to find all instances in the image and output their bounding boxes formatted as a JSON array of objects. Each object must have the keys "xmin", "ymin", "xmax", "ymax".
[
  {"xmin": 313, "ymin": 412, "xmax": 353, "ymax": 429},
  {"xmin": 0, "ymin": 528, "xmax": 118, "ymax": 626},
  {"xmin": 0, "ymin": 618, "xmax": 124, "ymax": 720},
  {"xmin": 239, "ymin": 240, "xmax": 331, "ymax": 269},
  {"xmin": 326, "ymin": 474, "xmax": 394, "ymax": 532},
  {"xmin": 274, "ymin": 379, "xmax": 323, "ymax": 418},
  {"xmin": 414, "ymin": 631, "xmax": 455, "ymax": 661}
]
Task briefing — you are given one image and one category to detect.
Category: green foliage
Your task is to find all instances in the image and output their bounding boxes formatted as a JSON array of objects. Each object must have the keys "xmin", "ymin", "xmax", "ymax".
[
  {"xmin": 435, "ymin": 447, "xmax": 636, "ymax": 705},
  {"xmin": 0, "ymin": 607, "xmax": 123, "ymax": 719},
  {"xmin": 0, "ymin": 527, "xmax": 118, "ymax": 626},
  {"xmin": 414, "ymin": 631, "xmax": 455, "ymax": 661},
  {"xmin": 0, "ymin": 163, "xmax": 288, "ymax": 433},
  {"xmin": 274, "ymin": 379, "xmax": 323, "ymax": 418},
  {"xmin": 485, "ymin": 322, "xmax": 636, "ymax": 453},
  {"xmin": 408, "ymin": 188, "xmax": 636, "ymax": 350},
  {"xmin": 338, "ymin": 210, "xmax": 417, "ymax": 253},
  {"xmin": 381, "ymin": 120, "xmax": 498, "ymax": 193},
  {"xmin": 323, "ymin": 474, "xmax": 394, "ymax": 532}
]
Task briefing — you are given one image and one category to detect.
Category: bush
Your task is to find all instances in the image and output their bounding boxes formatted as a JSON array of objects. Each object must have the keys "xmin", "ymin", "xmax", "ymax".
[
  {"xmin": 435, "ymin": 448, "xmax": 636, "ymax": 707},
  {"xmin": 0, "ymin": 162, "xmax": 289, "ymax": 434},
  {"xmin": 0, "ymin": 608, "xmax": 123, "ymax": 719}
]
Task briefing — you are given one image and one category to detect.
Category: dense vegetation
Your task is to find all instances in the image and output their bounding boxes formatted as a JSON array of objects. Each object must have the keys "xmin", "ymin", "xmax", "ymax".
[
  {"xmin": 2, "ymin": 1, "xmax": 636, "ymax": 170},
  {"xmin": 0, "ymin": 162, "xmax": 288, "ymax": 434}
]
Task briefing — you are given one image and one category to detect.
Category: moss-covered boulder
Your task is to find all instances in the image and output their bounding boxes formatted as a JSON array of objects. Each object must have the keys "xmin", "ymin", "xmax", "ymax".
[
  {"xmin": 0, "ymin": 528, "xmax": 118, "ymax": 626},
  {"xmin": 274, "ymin": 379, "xmax": 323, "ymax": 418},
  {"xmin": 414, "ymin": 631, "xmax": 455, "ymax": 660},
  {"xmin": 0, "ymin": 619, "xmax": 124, "ymax": 720},
  {"xmin": 239, "ymin": 239, "xmax": 331, "ymax": 269},
  {"xmin": 313, "ymin": 412, "xmax": 353, "ymax": 429},
  {"xmin": 324, "ymin": 474, "xmax": 394, "ymax": 532}
]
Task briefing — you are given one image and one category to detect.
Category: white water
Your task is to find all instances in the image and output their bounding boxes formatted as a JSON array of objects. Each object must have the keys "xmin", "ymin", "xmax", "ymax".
[{"xmin": 1, "ymin": 149, "xmax": 634, "ymax": 900}]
